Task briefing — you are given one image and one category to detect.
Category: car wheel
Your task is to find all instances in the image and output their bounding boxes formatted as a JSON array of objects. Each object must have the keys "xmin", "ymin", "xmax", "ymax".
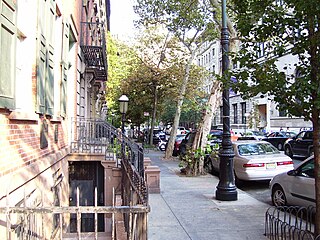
[
  {"xmin": 277, "ymin": 142, "xmax": 283, "ymax": 151},
  {"xmin": 234, "ymin": 171, "xmax": 244, "ymax": 187},
  {"xmin": 272, "ymin": 185, "xmax": 287, "ymax": 207},
  {"xmin": 172, "ymin": 149, "xmax": 178, "ymax": 156},
  {"xmin": 284, "ymin": 146, "xmax": 293, "ymax": 158},
  {"xmin": 180, "ymin": 146, "xmax": 186, "ymax": 155},
  {"xmin": 204, "ymin": 157, "xmax": 213, "ymax": 174}
]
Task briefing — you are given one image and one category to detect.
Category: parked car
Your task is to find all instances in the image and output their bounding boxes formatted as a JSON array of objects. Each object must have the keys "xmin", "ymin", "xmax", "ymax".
[
  {"xmin": 177, "ymin": 126, "xmax": 187, "ymax": 135},
  {"xmin": 207, "ymin": 129, "xmax": 223, "ymax": 147},
  {"xmin": 242, "ymin": 130, "xmax": 266, "ymax": 140},
  {"xmin": 151, "ymin": 129, "xmax": 166, "ymax": 144},
  {"xmin": 284, "ymin": 130, "xmax": 314, "ymax": 158},
  {"xmin": 179, "ymin": 131, "xmax": 196, "ymax": 155},
  {"xmin": 209, "ymin": 140, "xmax": 294, "ymax": 183},
  {"xmin": 179, "ymin": 130, "xmax": 223, "ymax": 156},
  {"xmin": 262, "ymin": 131, "xmax": 296, "ymax": 151},
  {"xmin": 270, "ymin": 156, "xmax": 315, "ymax": 207},
  {"xmin": 166, "ymin": 134, "xmax": 186, "ymax": 156}
]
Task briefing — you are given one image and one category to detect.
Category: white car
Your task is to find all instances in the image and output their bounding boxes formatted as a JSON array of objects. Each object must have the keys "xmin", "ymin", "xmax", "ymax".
[
  {"xmin": 177, "ymin": 126, "xmax": 187, "ymax": 135},
  {"xmin": 270, "ymin": 156, "xmax": 315, "ymax": 207},
  {"xmin": 210, "ymin": 140, "xmax": 294, "ymax": 182}
]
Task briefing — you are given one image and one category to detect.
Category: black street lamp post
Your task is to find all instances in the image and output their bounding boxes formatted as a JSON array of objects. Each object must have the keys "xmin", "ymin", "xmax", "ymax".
[
  {"xmin": 119, "ymin": 95, "xmax": 129, "ymax": 156},
  {"xmin": 215, "ymin": 0, "xmax": 238, "ymax": 201}
]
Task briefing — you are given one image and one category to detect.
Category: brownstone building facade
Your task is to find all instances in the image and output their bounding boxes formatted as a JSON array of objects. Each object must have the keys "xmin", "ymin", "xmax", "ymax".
[{"xmin": 0, "ymin": 0, "xmax": 144, "ymax": 239}]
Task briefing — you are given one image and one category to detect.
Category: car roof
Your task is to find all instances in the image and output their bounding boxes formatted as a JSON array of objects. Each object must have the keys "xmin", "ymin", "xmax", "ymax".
[
  {"xmin": 232, "ymin": 140, "xmax": 269, "ymax": 145},
  {"xmin": 294, "ymin": 155, "xmax": 314, "ymax": 169}
]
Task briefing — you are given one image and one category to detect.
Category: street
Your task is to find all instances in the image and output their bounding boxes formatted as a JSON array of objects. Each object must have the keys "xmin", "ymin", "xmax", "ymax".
[{"xmin": 234, "ymin": 156, "xmax": 305, "ymax": 205}]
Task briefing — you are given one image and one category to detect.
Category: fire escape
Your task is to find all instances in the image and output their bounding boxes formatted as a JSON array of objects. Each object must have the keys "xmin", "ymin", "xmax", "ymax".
[{"xmin": 80, "ymin": 5, "xmax": 107, "ymax": 82}]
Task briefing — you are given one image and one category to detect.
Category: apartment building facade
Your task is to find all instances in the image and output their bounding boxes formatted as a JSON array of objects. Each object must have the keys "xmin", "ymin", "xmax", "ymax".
[
  {"xmin": 0, "ymin": 1, "xmax": 148, "ymax": 239},
  {"xmin": 196, "ymin": 39, "xmax": 312, "ymax": 134}
]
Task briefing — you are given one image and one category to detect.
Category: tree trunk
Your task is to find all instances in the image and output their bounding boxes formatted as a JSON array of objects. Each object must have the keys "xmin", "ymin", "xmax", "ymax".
[
  {"xmin": 192, "ymin": 80, "xmax": 222, "ymax": 174},
  {"xmin": 164, "ymin": 50, "xmax": 196, "ymax": 159},
  {"xmin": 149, "ymin": 84, "xmax": 158, "ymax": 145}
]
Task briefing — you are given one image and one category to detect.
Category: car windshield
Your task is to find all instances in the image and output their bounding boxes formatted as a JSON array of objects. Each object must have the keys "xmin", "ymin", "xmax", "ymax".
[
  {"xmin": 237, "ymin": 143, "xmax": 280, "ymax": 155},
  {"xmin": 176, "ymin": 135, "xmax": 186, "ymax": 140},
  {"xmin": 284, "ymin": 131, "xmax": 296, "ymax": 138},
  {"xmin": 252, "ymin": 131, "xmax": 265, "ymax": 136}
]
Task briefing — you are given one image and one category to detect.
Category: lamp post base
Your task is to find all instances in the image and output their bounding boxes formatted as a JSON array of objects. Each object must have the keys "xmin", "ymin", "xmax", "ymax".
[{"xmin": 216, "ymin": 186, "xmax": 238, "ymax": 201}]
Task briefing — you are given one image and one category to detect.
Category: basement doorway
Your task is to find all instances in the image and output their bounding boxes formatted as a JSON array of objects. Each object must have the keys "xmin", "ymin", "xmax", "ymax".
[{"xmin": 69, "ymin": 161, "xmax": 105, "ymax": 232}]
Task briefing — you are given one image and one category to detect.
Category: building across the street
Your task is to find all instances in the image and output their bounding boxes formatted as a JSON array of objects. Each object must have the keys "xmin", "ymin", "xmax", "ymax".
[{"xmin": 196, "ymin": 39, "xmax": 312, "ymax": 134}]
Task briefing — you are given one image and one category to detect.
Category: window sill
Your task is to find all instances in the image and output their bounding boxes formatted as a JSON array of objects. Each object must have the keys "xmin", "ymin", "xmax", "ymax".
[{"xmin": 8, "ymin": 111, "xmax": 39, "ymax": 122}]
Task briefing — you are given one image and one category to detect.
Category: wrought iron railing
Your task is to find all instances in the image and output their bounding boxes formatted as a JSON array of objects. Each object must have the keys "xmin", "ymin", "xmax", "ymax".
[
  {"xmin": 71, "ymin": 118, "xmax": 145, "ymax": 178},
  {"xmin": 265, "ymin": 205, "xmax": 320, "ymax": 240},
  {"xmin": 0, "ymin": 118, "xmax": 149, "ymax": 239},
  {"xmin": 0, "ymin": 187, "xmax": 149, "ymax": 239},
  {"xmin": 80, "ymin": 21, "xmax": 107, "ymax": 81}
]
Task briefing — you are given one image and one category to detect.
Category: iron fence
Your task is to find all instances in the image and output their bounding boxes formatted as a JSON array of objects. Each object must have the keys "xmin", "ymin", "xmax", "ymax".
[
  {"xmin": 265, "ymin": 205, "xmax": 320, "ymax": 240},
  {"xmin": 0, "ymin": 118, "xmax": 149, "ymax": 239},
  {"xmin": 71, "ymin": 118, "xmax": 145, "ymax": 178},
  {"xmin": 0, "ymin": 186, "xmax": 149, "ymax": 240}
]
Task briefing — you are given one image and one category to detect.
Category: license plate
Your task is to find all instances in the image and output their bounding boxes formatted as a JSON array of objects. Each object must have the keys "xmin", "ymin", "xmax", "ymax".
[{"xmin": 266, "ymin": 163, "xmax": 276, "ymax": 169}]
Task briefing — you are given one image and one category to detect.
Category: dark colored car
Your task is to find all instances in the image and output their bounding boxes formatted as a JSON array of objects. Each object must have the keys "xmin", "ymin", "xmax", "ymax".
[
  {"xmin": 146, "ymin": 129, "xmax": 166, "ymax": 144},
  {"xmin": 262, "ymin": 131, "xmax": 296, "ymax": 151},
  {"xmin": 284, "ymin": 130, "xmax": 314, "ymax": 158},
  {"xmin": 166, "ymin": 134, "xmax": 186, "ymax": 156},
  {"xmin": 179, "ymin": 129, "xmax": 223, "ymax": 155}
]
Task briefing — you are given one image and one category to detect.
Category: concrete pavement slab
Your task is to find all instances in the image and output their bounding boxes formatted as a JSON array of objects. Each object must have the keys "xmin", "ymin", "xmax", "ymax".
[{"xmin": 147, "ymin": 151, "xmax": 269, "ymax": 240}]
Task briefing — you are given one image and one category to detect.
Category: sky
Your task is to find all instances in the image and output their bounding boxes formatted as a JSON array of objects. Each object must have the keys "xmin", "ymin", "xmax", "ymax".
[{"xmin": 109, "ymin": 0, "xmax": 138, "ymax": 40}]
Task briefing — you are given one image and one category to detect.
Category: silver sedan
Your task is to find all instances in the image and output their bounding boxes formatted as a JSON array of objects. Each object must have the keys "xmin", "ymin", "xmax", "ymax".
[
  {"xmin": 270, "ymin": 156, "xmax": 315, "ymax": 207},
  {"xmin": 210, "ymin": 140, "xmax": 294, "ymax": 182}
]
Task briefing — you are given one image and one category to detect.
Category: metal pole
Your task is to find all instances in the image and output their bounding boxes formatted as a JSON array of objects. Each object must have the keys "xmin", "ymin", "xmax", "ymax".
[
  {"xmin": 121, "ymin": 113, "xmax": 125, "ymax": 157},
  {"xmin": 215, "ymin": 0, "xmax": 238, "ymax": 201}
]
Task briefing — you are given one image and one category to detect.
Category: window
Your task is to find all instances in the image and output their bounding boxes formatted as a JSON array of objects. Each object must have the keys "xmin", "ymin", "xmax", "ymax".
[
  {"xmin": 233, "ymin": 104, "xmax": 238, "ymax": 124},
  {"xmin": 241, "ymin": 102, "xmax": 246, "ymax": 124},
  {"xmin": 36, "ymin": 0, "xmax": 56, "ymax": 115},
  {"xmin": 275, "ymin": 0, "xmax": 284, "ymax": 6},
  {"xmin": 257, "ymin": 42, "xmax": 265, "ymax": 58},
  {"xmin": 279, "ymin": 109, "xmax": 287, "ymax": 117},
  {"xmin": 298, "ymin": 158, "xmax": 314, "ymax": 178},
  {"xmin": 0, "ymin": 0, "xmax": 16, "ymax": 109}
]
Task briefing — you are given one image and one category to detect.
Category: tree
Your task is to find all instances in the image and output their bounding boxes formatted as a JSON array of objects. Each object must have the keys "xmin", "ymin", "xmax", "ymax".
[
  {"xmin": 122, "ymin": 27, "xmax": 200, "ymax": 144},
  {"xmin": 230, "ymin": 0, "xmax": 320, "ymax": 235},
  {"xmin": 106, "ymin": 33, "xmax": 140, "ymax": 124},
  {"xmin": 135, "ymin": 0, "xmax": 223, "ymax": 163}
]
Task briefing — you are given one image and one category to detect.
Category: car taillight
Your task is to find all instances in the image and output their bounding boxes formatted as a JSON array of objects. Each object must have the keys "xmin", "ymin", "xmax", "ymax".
[
  {"xmin": 243, "ymin": 163, "xmax": 265, "ymax": 168},
  {"xmin": 277, "ymin": 161, "xmax": 293, "ymax": 166}
]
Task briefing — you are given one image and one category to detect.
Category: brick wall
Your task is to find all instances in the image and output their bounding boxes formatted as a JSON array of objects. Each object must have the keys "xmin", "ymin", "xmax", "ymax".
[{"xmin": 0, "ymin": 114, "xmax": 68, "ymax": 177}]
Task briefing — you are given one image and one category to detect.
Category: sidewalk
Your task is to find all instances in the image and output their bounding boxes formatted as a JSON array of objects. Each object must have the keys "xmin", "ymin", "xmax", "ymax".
[{"xmin": 146, "ymin": 151, "xmax": 269, "ymax": 240}]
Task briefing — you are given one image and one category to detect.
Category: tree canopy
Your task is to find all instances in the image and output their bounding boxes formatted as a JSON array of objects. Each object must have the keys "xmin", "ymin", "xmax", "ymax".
[{"xmin": 230, "ymin": 0, "xmax": 320, "ymax": 235}]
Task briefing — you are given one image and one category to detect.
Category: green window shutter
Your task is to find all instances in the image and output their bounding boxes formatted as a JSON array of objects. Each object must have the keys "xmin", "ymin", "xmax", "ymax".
[
  {"xmin": 46, "ymin": 49, "xmax": 54, "ymax": 115},
  {"xmin": 37, "ymin": 34, "xmax": 46, "ymax": 113},
  {"xmin": 0, "ymin": 0, "xmax": 16, "ymax": 109},
  {"xmin": 60, "ymin": 21, "xmax": 69, "ymax": 117},
  {"xmin": 36, "ymin": 0, "xmax": 55, "ymax": 115},
  {"xmin": 60, "ymin": 64, "xmax": 67, "ymax": 117}
]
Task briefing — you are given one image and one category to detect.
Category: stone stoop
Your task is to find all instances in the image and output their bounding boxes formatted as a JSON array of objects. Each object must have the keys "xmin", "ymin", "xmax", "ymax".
[{"xmin": 144, "ymin": 157, "xmax": 161, "ymax": 194}]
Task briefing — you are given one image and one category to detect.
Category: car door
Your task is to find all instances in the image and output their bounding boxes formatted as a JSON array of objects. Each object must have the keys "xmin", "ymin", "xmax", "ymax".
[
  {"xmin": 290, "ymin": 131, "xmax": 306, "ymax": 155},
  {"xmin": 295, "ymin": 131, "xmax": 312, "ymax": 156},
  {"xmin": 288, "ymin": 158, "xmax": 315, "ymax": 207}
]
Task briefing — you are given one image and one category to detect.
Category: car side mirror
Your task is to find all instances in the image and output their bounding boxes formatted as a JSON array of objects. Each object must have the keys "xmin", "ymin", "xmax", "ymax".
[{"xmin": 287, "ymin": 169, "xmax": 297, "ymax": 176}]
